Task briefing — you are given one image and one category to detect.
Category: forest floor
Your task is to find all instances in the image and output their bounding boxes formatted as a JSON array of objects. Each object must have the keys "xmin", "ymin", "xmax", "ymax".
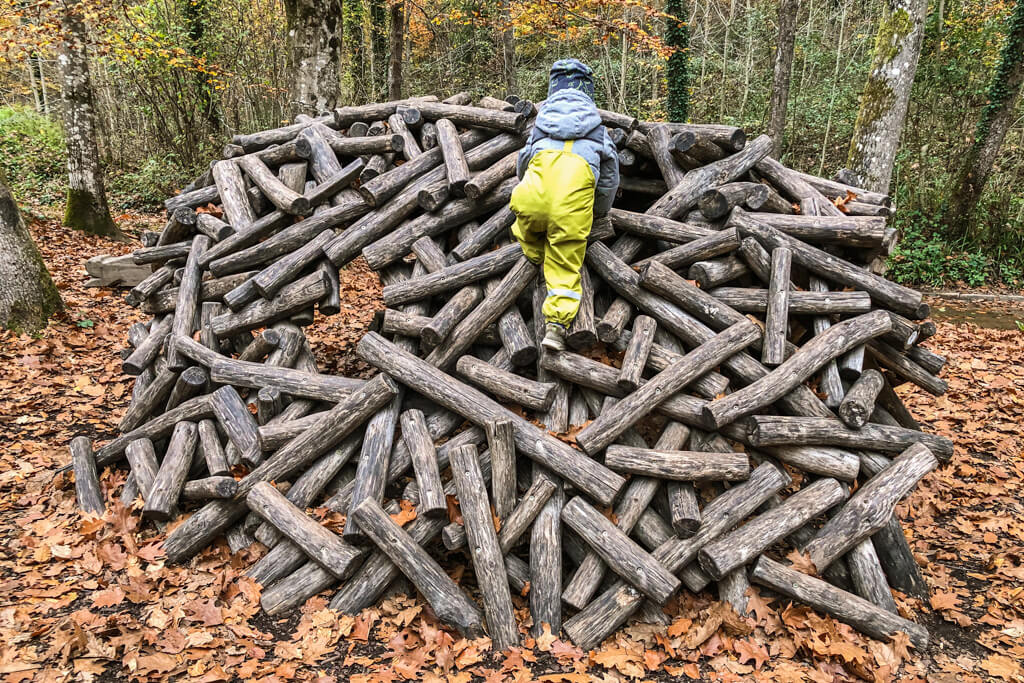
[{"xmin": 1, "ymin": 213, "xmax": 1023, "ymax": 683}]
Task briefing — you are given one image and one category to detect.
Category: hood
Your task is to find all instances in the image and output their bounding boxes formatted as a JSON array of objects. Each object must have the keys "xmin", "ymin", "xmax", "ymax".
[
  {"xmin": 534, "ymin": 89, "xmax": 603, "ymax": 141},
  {"xmin": 548, "ymin": 59, "xmax": 596, "ymax": 100}
]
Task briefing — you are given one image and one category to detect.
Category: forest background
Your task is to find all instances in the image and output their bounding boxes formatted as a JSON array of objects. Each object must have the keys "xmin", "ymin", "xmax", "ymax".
[{"xmin": 1, "ymin": 0, "xmax": 1022, "ymax": 288}]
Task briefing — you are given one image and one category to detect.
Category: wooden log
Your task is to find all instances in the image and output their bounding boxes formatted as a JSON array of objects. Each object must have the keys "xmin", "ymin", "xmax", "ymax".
[
  {"xmin": 796, "ymin": 169, "xmax": 891, "ymax": 206},
  {"xmin": 646, "ymin": 134, "xmax": 772, "ymax": 219},
  {"xmin": 633, "ymin": 227, "xmax": 740, "ymax": 271},
  {"xmin": 434, "ymin": 118, "xmax": 471, "ymax": 195},
  {"xmin": 198, "ymin": 419, "xmax": 231, "ymax": 477},
  {"xmin": 387, "ymin": 112, "xmax": 422, "ymax": 161},
  {"xmin": 211, "ymin": 357, "xmax": 361, "ymax": 402},
  {"xmin": 872, "ymin": 515, "xmax": 929, "ymax": 600},
  {"xmin": 753, "ymin": 157, "xmax": 844, "ymax": 216},
  {"xmin": 143, "ymin": 421, "xmax": 197, "ymax": 521},
  {"xmin": 464, "ymin": 150, "xmax": 517, "ymax": 201},
  {"xmin": 698, "ymin": 182, "xmax": 771, "ymax": 219},
  {"xmin": 750, "ymin": 556, "xmax": 927, "ymax": 649},
  {"xmin": 420, "ymin": 286, "xmax": 482, "ymax": 349},
  {"xmin": 119, "ymin": 362, "xmax": 179, "ymax": 432},
  {"xmin": 687, "ymin": 254, "xmax": 749, "ymax": 289},
  {"xmin": 450, "ymin": 206, "xmax": 516, "ymax": 262},
  {"xmin": 698, "ymin": 478, "xmax": 847, "ymax": 579},
  {"xmin": 562, "ymin": 496, "xmax": 680, "ymax": 605},
  {"xmin": 530, "ymin": 468, "xmax": 564, "ymax": 636},
  {"xmin": 344, "ymin": 392, "xmax": 402, "ymax": 543},
  {"xmin": 839, "ymin": 369, "xmax": 885, "ymax": 429},
  {"xmin": 237, "ymin": 155, "xmax": 309, "ymax": 215},
  {"xmin": 846, "ymin": 538, "xmax": 899, "ymax": 612},
  {"xmin": 744, "ymin": 212, "xmax": 888, "ymax": 248},
  {"xmin": 566, "ymin": 266, "xmax": 598, "ymax": 351},
  {"xmin": 125, "ymin": 437, "xmax": 159, "ymax": 501},
  {"xmin": 129, "ymin": 264, "xmax": 176, "ymax": 305},
  {"xmin": 748, "ymin": 416, "xmax": 952, "ymax": 460},
  {"xmin": 210, "ymin": 270, "xmax": 329, "ymax": 338},
  {"xmin": 251, "ymin": 230, "xmax": 335, "ymax": 299},
  {"xmin": 247, "ymin": 481, "xmax": 360, "ymax": 579},
  {"xmin": 448, "ymin": 444, "xmax": 519, "ymax": 648},
  {"xmin": 609, "ymin": 208, "xmax": 712, "ymax": 243},
  {"xmin": 730, "ymin": 209, "xmax": 928, "ymax": 319},
  {"xmin": 351, "ymin": 498, "xmax": 485, "ymax": 638},
  {"xmin": 804, "ymin": 443, "xmax": 937, "ymax": 570},
  {"xmin": 702, "ymin": 310, "xmax": 892, "ymax": 429},
  {"xmin": 211, "ymin": 386, "xmax": 262, "ymax": 465},
  {"xmin": 400, "ymin": 410, "xmax": 446, "ymax": 518},
  {"xmin": 212, "ymin": 160, "xmax": 258, "ymax": 229},
  {"xmin": 456, "ymin": 355, "xmax": 555, "ymax": 411},
  {"xmin": 404, "ymin": 101, "xmax": 526, "ymax": 132},
  {"xmin": 141, "ymin": 271, "xmax": 255, "ymax": 315},
  {"xmin": 358, "ymin": 332, "xmax": 624, "ymax": 505},
  {"xmin": 646, "ymin": 124, "xmax": 686, "ymax": 186},
  {"xmin": 867, "ymin": 340, "xmax": 947, "ymax": 395},
  {"xmin": 617, "ymin": 315, "xmax": 655, "ymax": 392},
  {"xmin": 132, "ymin": 241, "xmax": 191, "ymax": 267},
  {"xmin": 123, "ymin": 315, "xmax": 173, "ymax": 375},
  {"xmin": 604, "ymin": 446, "xmax": 749, "ymax": 481},
  {"xmin": 764, "ymin": 445, "xmax": 860, "ymax": 480},
  {"xmin": 164, "ymin": 366, "xmax": 208, "ymax": 411},
  {"xmin": 484, "ymin": 279, "xmax": 537, "ymax": 366},
  {"xmin": 70, "ymin": 437, "xmax": 104, "ymax": 515},
  {"xmin": 256, "ymin": 387, "xmax": 283, "ymax": 425},
  {"xmin": 763, "ymin": 246, "xmax": 792, "ymax": 365},
  {"xmin": 597, "ymin": 297, "xmax": 633, "ymax": 343},
  {"xmin": 563, "ymin": 462, "xmax": 790, "ymax": 649},
  {"xmin": 577, "ymin": 320, "xmax": 760, "ymax": 454},
  {"xmin": 480, "ymin": 418, "xmax": 517, "ymax": 522},
  {"xmin": 711, "ymin": 287, "xmax": 872, "ymax": 315},
  {"xmin": 182, "ymin": 476, "xmax": 238, "ymax": 501}
]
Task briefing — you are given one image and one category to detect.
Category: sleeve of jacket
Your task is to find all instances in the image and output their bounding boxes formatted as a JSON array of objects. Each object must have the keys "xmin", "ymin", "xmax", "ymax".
[
  {"xmin": 516, "ymin": 139, "xmax": 534, "ymax": 180},
  {"xmin": 592, "ymin": 129, "xmax": 620, "ymax": 218}
]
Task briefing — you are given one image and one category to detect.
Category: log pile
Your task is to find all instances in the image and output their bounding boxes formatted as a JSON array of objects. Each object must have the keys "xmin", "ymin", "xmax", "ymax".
[{"xmin": 73, "ymin": 93, "xmax": 949, "ymax": 653}]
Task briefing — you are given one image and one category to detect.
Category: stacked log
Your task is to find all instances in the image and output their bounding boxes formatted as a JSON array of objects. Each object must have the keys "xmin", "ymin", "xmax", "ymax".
[{"xmin": 72, "ymin": 93, "xmax": 949, "ymax": 653}]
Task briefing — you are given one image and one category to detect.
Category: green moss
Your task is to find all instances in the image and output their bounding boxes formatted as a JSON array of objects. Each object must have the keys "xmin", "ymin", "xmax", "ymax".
[
  {"xmin": 877, "ymin": 7, "xmax": 913, "ymax": 64},
  {"xmin": 63, "ymin": 187, "xmax": 119, "ymax": 237},
  {"xmin": 6, "ymin": 250, "xmax": 63, "ymax": 334},
  {"xmin": 665, "ymin": 0, "xmax": 689, "ymax": 122}
]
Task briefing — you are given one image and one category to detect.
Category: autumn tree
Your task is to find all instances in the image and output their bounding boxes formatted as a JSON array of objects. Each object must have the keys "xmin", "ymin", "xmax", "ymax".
[
  {"xmin": 665, "ymin": 0, "xmax": 689, "ymax": 122},
  {"xmin": 845, "ymin": 0, "xmax": 928, "ymax": 193},
  {"xmin": 499, "ymin": 0, "xmax": 517, "ymax": 97},
  {"xmin": 0, "ymin": 170, "xmax": 62, "ymax": 333},
  {"xmin": 388, "ymin": 0, "xmax": 404, "ymax": 100},
  {"xmin": 57, "ymin": 0, "xmax": 122, "ymax": 239},
  {"xmin": 283, "ymin": 0, "xmax": 344, "ymax": 114},
  {"xmin": 942, "ymin": 0, "xmax": 1024, "ymax": 237},
  {"xmin": 767, "ymin": 0, "xmax": 799, "ymax": 156},
  {"xmin": 181, "ymin": 0, "xmax": 221, "ymax": 134}
]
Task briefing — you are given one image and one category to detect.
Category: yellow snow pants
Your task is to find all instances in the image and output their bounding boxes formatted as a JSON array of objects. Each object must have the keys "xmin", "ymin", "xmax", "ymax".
[{"xmin": 510, "ymin": 140, "xmax": 595, "ymax": 327}]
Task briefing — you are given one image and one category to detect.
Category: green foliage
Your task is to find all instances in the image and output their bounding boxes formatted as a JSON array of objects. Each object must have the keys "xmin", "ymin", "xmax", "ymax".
[
  {"xmin": 107, "ymin": 155, "xmax": 194, "ymax": 210},
  {"xmin": 971, "ymin": 0, "xmax": 1024, "ymax": 146},
  {"xmin": 0, "ymin": 106, "xmax": 65, "ymax": 204},
  {"xmin": 888, "ymin": 211, "xmax": 1022, "ymax": 287}
]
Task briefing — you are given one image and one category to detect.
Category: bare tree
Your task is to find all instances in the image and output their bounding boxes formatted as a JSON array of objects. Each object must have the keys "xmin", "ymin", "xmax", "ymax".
[
  {"xmin": 388, "ymin": 0, "xmax": 404, "ymax": 100},
  {"xmin": 0, "ymin": 171, "xmax": 62, "ymax": 333},
  {"xmin": 57, "ymin": 0, "xmax": 122, "ymax": 238},
  {"xmin": 767, "ymin": 0, "xmax": 799, "ymax": 156},
  {"xmin": 943, "ymin": 0, "xmax": 1024, "ymax": 236},
  {"xmin": 845, "ymin": 0, "xmax": 928, "ymax": 194},
  {"xmin": 283, "ymin": 0, "xmax": 344, "ymax": 114}
]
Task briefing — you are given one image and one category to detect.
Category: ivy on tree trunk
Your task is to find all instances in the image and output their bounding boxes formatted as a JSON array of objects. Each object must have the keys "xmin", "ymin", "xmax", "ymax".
[
  {"xmin": 388, "ymin": 0, "xmax": 404, "ymax": 101},
  {"xmin": 846, "ymin": 0, "xmax": 928, "ymax": 194},
  {"xmin": 57, "ymin": 0, "xmax": 121, "ymax": 239},
  {"xmin": 943, "ymin": 0, "xmax": 1024, "ymax": 238},
  {"xmin": 665, "ymin": 0, "xmax": 689, "ymax": 122},
  {"xmin": 0, "ymin": 170, "xmax": 62, "ymax": 333}
]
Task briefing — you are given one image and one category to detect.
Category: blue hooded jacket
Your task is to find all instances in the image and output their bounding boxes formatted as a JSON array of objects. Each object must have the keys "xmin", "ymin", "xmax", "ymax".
[{"xmin": 516, "ymin": 61, "xmax": 620, "ymax": 217}]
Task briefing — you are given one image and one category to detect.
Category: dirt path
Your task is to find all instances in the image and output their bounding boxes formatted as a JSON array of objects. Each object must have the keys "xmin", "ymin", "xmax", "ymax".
[{"xmin": 1, "ymin": 217, "xmax": 1021, "ymax": 682}]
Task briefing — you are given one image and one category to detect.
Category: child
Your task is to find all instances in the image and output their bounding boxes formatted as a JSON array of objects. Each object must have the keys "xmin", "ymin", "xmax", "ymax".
[{"xmin": 511, "ymin": 59, "xmax": 620, "ymax": 352}]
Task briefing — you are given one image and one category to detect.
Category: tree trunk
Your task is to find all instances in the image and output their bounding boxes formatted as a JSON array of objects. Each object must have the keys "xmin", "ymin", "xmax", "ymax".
[
  {"xmin": 942, "ymin": 0, "xmax": 1024, "ymax": 237},
  {"xmin": 57, "ymin": 0, "xmax": 121, "ymax": 239},
  {"xmin": 181, "ymin": 0, "xmax": 222, "ymax": 135},
  {"xmin": 845, "ymin": 0, "xmax": 928, "ymax": 193},
  {"xmin": 347, "ymin": 0, "xmax": 368, "ymax": 102},
  {"xmin": 387, "ymin": 1, "xmax": 404, "ymax": 100},
  {"xmin": 283, "ymin": 0, "xmax": 344, "ymax": 115},
  {"xmin": 0, "ymin": 172, "xmax": 63, "ymax": 333},
  {"xmin": 665, "ymin": 0, "xmax": 689, "ymax": 122},
  {"xmin": 767, "ymin": 0, "xmax": 799, "ymax": 156},
  {"xmin": 499, "ymin": 0, "xmax": 517, "ymax": 96},
  {"xmin": 370, "ymin": 0, "xmax": 388, "ymax": 99}
]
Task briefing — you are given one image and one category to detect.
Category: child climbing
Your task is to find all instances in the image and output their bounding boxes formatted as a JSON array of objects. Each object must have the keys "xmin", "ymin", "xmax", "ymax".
[{"xmin": 511, "ymin": 59, "xmax": 620, "ymax": 352}]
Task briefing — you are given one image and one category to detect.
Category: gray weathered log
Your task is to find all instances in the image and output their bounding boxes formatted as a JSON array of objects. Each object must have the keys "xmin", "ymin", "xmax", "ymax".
[
  {"xmin": 124, "ymin": 438, "xmax": 159, "ymax": 501},
  {"xmin": 143, "ymin": 421, "xmax": 198, "ymax": 521},
  {"xmin": 616, "ymin": 315, "xmax": 655, "ymax": 392},
  {"xmin": 604, "ymin": 446, "xmax": 749, "ymax": 481},
  {"xmin": 400, "ymin": 409, "xmax": 446, "ymax": 518},
  {"xmin": 486, "ymin": 418, "xmax": 516, "ymax": 521},
  {"xmin": 211, "ymin": 386, "xmax": 262, "ymax": 465},
  {"xmin": 70, "ymin": 436, "xmax": 104, "ymax": 515},
  {"xmin": 351, "ymin": 498, "xmax": 485, "ymax": 638},
  {"xmin": 344, "ymin": 392, "xmax": 402, "ymax": 543},
  {"xmin": 839, "ymin": 369, "xmax": 885, "ymax": 429},
  {"xmin": 846, "ymin": 538, "xmax": 899, "ymax": 613},
  {"xmin": 457, "ymin": 355, "xmax": 555, "ymax": 411},
  {"xmin": 209, "ymin": 357, "xmax": 362, "ymax": 402},
  {"xmin": 182, "ymin": 476, "xmax": 238, "ymax": 501},
  {"xmin": 804, "ymin": 443, "xmax": 938, "ymax": 571},
  {"xmin": 750, "ymin": 556, "xmax": 928, "ymax": 649},
  {"xmin": 198, "ymin": 419, "xmax": 231, "ymax": 476},
  {"xmin": 748, "ymin": 415, "xmax": 953, "ymax": 460},
  {"xmin": 763, "ymin": 246, "xmax": 792, "ymax": 365}
]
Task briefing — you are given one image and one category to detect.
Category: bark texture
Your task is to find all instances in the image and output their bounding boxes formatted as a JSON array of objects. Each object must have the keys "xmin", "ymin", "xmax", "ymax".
[{"xmin": 283, "ymin": 0, "xmax": 344, "ymax": 115}]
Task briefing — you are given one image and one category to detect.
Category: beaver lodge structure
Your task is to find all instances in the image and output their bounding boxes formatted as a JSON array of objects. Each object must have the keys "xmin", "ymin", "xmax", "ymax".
[{"xmin": 69, "ymin": 93, "xmax": 948, "ymax": 652}]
